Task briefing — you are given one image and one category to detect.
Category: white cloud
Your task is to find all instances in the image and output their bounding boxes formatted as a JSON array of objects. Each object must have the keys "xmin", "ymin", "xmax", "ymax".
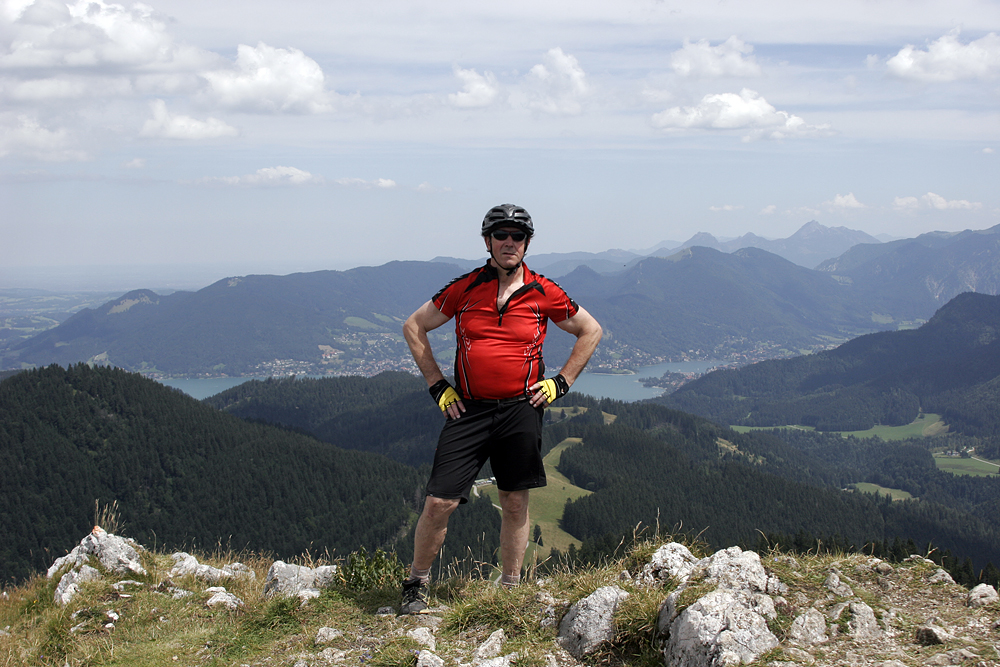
[
  {"xmin": 894, "ymin": 192, "xmax": 983, "ymax": 210},
  {"xmin": 886, "ymin": 30, "xmax": 1000, "ymax": 82},
  {"xmin": 123, "ymin": 157, "xmax": 145, "ymax": 168},
  {"xmin": 709, "ymin": 204, "xmax": 742, "ymax": 212},
  {"xmin": 651, "ymin": 88, "xmax": 832, "ymax": 140},
  {"xmin": 140, "ymin": 99, "xmax": 238, "ymax": 139},
  {"xmin": 0, "ymin": 0, "xmax": 212, "ymax": 72},
  {"xmin": 201, "ymin": 165, "xmax": 321, "ymax": 186},
  {"xmin": 513, "ymin": 47, "xmax": 589, "ymax": 115},
  {"xmin": 922, "ymin": 192, "xmax": 982, "ymax": 210},
  {"xmin": 0, "ymin": 114, "xmax": 86, "ymax": 160},
  {"xmin": 201, "ymin": 42, "xmax": 333, "ymax": 114},
  {"xmin": 670, "ymin": 36, "xmax": 762, "ymax": 78},
  {"xmin": 985, "ymin": 147, "xmax": 995, "ymax": 154},
  {"xmin": 760, "ymin": 204, "xmax": 777, "ymax": 214},
  {"xmin": 826, "ymin": 192, "xmax": 866, "ymax": 209},
  {"xmin": 447, "ymin": 67, "xmax": 499, "ymax": 108},
  {"xmin": 334, "ymin": 177, "xmax": 397, "ymax": 189}
]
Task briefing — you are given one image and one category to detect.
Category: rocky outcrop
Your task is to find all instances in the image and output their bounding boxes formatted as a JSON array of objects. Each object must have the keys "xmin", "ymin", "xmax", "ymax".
[
  {"xmin": 658, "ymin": 546, "xmax": 778, "ymax": 667},
  {"xmin": 263, "ymin": 560, "xmax": 338, "ymax": 601},
  {"xmin": 46, "ymin": 526, "xmax": 146, "ymax": 606},
  {"xmin": 557, "ymin": 586, "xmax": 630, "ymax": 658},
  {"xmin": 37, "ymin": 530, "xmax": 1000, "ymax": 667},
  {"xmin": 168, "ymin": 552, "xmax": 255, "ymax": 583}
]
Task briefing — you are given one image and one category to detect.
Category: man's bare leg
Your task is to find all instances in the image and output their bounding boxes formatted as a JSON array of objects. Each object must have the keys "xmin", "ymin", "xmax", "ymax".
[
  {"xmin": 411, "ymin": 495, "xmax": 461, "ymax": 574},
  {"xmin": 498, "ymin": 489, "xmax": 530, "ymax": 586}
]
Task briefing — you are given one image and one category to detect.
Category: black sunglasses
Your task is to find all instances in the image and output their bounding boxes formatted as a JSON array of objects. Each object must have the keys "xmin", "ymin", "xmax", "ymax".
[{"xmin": 490, "ymin": 230, "xmax": 527, "ymax": 242}]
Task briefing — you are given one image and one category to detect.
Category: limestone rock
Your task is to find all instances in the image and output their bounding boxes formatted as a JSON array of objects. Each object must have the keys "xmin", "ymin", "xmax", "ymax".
[
  {"xmin": 928, "ymin": 568, "xmax": 955, "ymax": 585},
  {"xmin": 48, "ymin": 527, "xmax": 146, "ymax": 581},
  {"xmin": 417, "ymin": 651, "xmax": 445, "ymax": 667},
  {"xmin": 788, "ymin": 608, "xmax": 828, "ymax": 646},
  {"xmin": 315, "ymin": 627, "xmax": 343, "ymax": 644},
  {"xmin": 557, "ymin": 585, "xmax": 629, "ymax": 658},
  {"xmin": 205, "ymin": 590, "xmax": 243, "ymax": 610},
  {"xmin": 823, "ymin": 571, "xmax": 852, "ymax": 597},
  {"xmin": 473, "ymin": 628, "xmax": 505, "ymax": 663},
  {"xmin": 966, "ymin": 583, "xmax": 998, "ymax": 608},
  {"xmin": 640, "ymin": 542, "xmax": 700, "ymax": 585},
  {"xmin": 915, "ymin": 624, "xmax": 954, "ymax": 645},
  {"xmin": 168, "ymin": 552, "xmax": 255, "ymax": 583},
  {"xmin": 263, "ymin": 560, "xmax": 337, "ymax": 599},
  {"xmin": 847, "ymin": 601, "xmax": 881, "ymax": 640},
  {"xmin": 54, "ymin": 564, "xmax": 100, "ymax": 606},
  {"xmin": 663, "ymin": 587, "xmax": 779, "ymax": 667},
  {"xmin": 408, "ymin": 626, "xmax": 436, "ymax": 651},
  {"xmin": 699, "ymin": 547, "xmax": 768, "ymax": 592}
]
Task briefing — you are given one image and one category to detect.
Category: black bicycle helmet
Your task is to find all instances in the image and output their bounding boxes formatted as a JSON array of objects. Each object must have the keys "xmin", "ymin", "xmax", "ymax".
[{"xmin": 481, "ymin": 204, "xmax": 534, "ymax": 237}]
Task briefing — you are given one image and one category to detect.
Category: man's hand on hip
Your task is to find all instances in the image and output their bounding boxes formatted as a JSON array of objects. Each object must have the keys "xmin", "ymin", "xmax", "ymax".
[
  {"xmin": 529, "ymin": 374, "xmax": 569, "ymax": 407},
  {"xmin": 429, "ymin": 379, "xmax": 466, "ymax": 419}
]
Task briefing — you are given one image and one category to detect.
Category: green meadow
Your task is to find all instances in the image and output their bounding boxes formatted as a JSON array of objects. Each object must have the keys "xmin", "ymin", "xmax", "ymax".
[
  {"xmin": 730, "ymin": 413, "xmax": 947, "ymax": 441},
  {"xmin": 933, "ymin": 455, "xmax": 1000, "ymax": 477},
  {"xmin": 478, "ymin": 437, "xmax": 592, "ymax": 561}
]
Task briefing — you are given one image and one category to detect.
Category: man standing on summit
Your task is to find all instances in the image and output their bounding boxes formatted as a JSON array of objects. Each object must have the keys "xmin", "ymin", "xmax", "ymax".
[{"xmin": 399, "ymin": 203, "xmax": 602, "ymax": 613}]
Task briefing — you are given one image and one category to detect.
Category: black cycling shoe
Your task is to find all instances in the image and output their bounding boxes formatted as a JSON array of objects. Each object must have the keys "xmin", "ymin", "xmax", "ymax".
[{"xmin": 400, "ymin": 578, "xmax": 428, "ymax": 614}]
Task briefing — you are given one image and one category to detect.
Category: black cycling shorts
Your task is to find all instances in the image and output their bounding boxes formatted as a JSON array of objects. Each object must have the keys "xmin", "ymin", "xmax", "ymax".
[{"xmin": 425, "ymin": 398, "xmax": 546, "ymax": 503}]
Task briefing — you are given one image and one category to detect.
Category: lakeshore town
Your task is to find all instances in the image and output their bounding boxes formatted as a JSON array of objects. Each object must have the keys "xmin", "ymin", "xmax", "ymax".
[{"xmin": 138, "ymin": 329, "xmax": 839, "ymax": 390}]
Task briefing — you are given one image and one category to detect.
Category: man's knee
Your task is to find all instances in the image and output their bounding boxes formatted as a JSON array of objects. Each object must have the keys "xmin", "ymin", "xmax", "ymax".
[
  {"xmin": 498, "ymin": 490, "xmax": 529, "ymax": 518},
  {"xmin": 421, "ymin": 495, "xmax": 460, "ymax": 524}
]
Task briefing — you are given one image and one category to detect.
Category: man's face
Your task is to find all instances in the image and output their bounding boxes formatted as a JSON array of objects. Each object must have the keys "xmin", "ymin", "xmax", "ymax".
[{"xmin": 486, "ymin": 226, "xmax": 528, "ymax": 270}]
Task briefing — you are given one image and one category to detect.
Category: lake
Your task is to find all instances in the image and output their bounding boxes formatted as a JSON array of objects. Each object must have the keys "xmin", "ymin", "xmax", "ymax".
[{"xmin": 160, "ymin": 360, "xmax": 723, "ymax": 402}]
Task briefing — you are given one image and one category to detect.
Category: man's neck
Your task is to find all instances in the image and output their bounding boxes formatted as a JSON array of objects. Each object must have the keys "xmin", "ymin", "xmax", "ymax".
[{"xmin": 489, "ymin": 260, "xmax": 525, "ymax": 286}]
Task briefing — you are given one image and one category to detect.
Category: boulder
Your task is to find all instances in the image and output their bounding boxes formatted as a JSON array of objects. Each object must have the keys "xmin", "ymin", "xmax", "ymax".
[
  {"xmin": 473, "ymin": 628, "xmax": 505, "ymax": 663},
  {"xmin": 48, "ymin": 526, "xmax": 146, "ymax": 580},
  {"xmin": 966, "ymin": 583, "xmax": 998, "ymax": 608},
  {"xmin": 557, "ymin": 585, "xmax": 629, "ymax": 658},
  {"xmin": 263, "ymin": 560, "xmax": 337, "ymax": 600},
  {"xmin": 915, "ymin": 624, "xmax": 954, "ymax": 645},
  {"xmin": 788, "ymin": 608, "xmax": 828, "ymax": 646},
  {"xmin": 847, "ymin": 601, "xmax": 881, "ymax": 640},
  {"xmin": 168, "ymin": 552, "xmax": 255, "ymax": 583},
  {"xmin": 663, "ymin": 587, "xmax": 779, "ymax": 667},
  {"xmin": 53, "ymin": 564, "xmax": 100, "ymax": 606},
  {"xmin": 639, "ymin": 542, "xmax": 700, "ymax": 585}
]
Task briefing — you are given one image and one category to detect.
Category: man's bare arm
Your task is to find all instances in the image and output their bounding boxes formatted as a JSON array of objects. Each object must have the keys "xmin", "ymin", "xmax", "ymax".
[
  {"xmin": 529, "ymin": 306, "xmax": 602, "ymax": 406},
  {"xmin": 403, "ymin": 300, "xmax": 464, "ymax": 419}
]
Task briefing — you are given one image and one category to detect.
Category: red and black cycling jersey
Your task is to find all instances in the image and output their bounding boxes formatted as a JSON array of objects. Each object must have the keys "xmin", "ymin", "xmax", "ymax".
[{"xmin": 432, "ymin": 262, "xmax": 579, "ymax": 401}]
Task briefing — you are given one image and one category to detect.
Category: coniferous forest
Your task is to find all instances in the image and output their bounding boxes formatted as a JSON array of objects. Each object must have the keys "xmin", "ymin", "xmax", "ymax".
[{"xmin": 3, "ymin": 348, "xmax": 999, "ymax": 587}]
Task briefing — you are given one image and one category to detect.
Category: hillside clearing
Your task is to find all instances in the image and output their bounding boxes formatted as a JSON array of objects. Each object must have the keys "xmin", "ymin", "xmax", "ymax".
[
  {"xmin": 933, "ymin": 455, "xmax": 1000, "ymax": 477},
  {"xmin": 479, "ymin": 437, "xmax": 591, "ymax": 559},
  {"xmin": 730, "ymin": 413, "xmax": 947, "ymax": 441}
]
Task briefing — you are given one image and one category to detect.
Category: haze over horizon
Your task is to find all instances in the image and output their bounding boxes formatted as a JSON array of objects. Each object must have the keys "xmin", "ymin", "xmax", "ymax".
[{"xmin": 2, "ymin": 0, "xmax": 999, "ymax": 291}]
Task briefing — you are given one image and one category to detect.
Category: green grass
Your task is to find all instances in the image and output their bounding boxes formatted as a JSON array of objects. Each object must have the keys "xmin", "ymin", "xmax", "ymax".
[
  {"xmin": 852, "ymin": 482, "xmax": 913, "ymax": 500},
  {"xmin": 730, "ymin": 413, "xmax": 947, "ymax": 441},
  {"xmin": 343, "ymin": 316, "xmax": 383, "ymax": 330},
  {"xmin": 933, "ymin": 455, "xmax": 1000, "ymax": 477},
  {"xmin": 479, "ymin": 437, "xmax": 591, "ymax": 560}
]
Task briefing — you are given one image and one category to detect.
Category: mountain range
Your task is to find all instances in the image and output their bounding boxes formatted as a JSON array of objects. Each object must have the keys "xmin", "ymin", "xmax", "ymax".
[
  {"xmin": 4, "ymin": 223, "xmax": 1000, "ymax": 376},
  {"xmin": 661, "ymin": 291, "xmax": 1000, "ymax": 448},
  {"xmin": 433, "ymin": 219, "xmax": 881, "ymax": 275}
]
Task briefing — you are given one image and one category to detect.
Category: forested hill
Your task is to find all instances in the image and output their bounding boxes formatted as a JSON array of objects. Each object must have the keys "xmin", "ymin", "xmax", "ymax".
[
  {"xmin": 659, "ymin": 292, "xmax": 1000, "ymax": 440},
  {"xmin": 547, "ymin": 398, "xmax": 1000, "ymax": 575},
  {"xmin": 204, "ymin": 373, "xmax": 1000, "ymax": 573},
  {"xmin": 0, "ymin": 365, "xmax": 425, "ymax": 583},
  {"xmin": 204, "ymin": 372, "xmax": 441, "ymax": 467}
]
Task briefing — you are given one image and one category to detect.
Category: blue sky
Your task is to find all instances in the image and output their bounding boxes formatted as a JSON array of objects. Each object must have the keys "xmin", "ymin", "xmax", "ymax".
[{"xmin": 1, "ymin": 0, "xmax": 998, "ymax": 290}]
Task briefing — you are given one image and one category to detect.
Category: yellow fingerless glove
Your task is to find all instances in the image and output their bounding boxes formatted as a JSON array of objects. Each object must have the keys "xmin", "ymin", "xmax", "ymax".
[
  {"xmin": 429, "ymin": 379, "xmax": 460, "ymax": 413},
  {"xmin": 537, "ymin": 374, "xmax": 569, "ymax": 404}
]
